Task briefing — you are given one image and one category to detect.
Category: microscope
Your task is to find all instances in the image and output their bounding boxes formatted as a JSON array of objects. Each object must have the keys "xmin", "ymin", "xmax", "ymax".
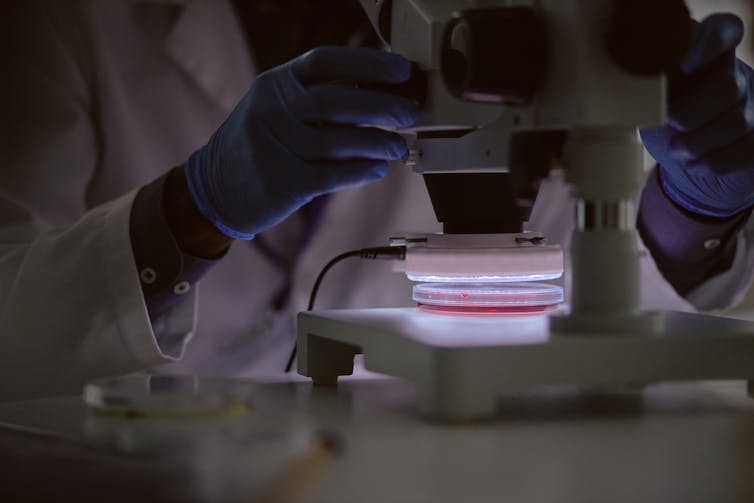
[{"xmin": 295, "ymin": 0, "xmax": 754, "ymax": 420}]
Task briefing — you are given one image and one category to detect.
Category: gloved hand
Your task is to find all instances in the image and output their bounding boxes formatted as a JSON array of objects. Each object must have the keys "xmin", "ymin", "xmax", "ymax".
[
  {"xmin": 640, "ymin": 13, "xmax": 754, "ymax": 218},
  {"xmin": 185, "ymin": 47, "xmax": 418, "ymax": 239}
]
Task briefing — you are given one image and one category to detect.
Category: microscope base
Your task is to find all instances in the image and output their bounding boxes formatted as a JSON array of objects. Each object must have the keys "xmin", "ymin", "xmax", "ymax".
[{"xmin": 297, "ymin": 308, "xmax": 754, "ymax": 420}]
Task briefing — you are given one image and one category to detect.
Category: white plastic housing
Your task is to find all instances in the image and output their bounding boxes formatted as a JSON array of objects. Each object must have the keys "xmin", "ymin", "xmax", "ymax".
[{"xmin": 392, "ymin": 233, "xmax": 564, "ymax": 282}]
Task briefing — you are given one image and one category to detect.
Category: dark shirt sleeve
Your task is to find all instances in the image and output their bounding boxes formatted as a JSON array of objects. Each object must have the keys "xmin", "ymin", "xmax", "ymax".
[
  {"xmin": 637, "ymin": 167, "xmax": 752, "ymax": 297},
  {"xmin": 129, "ymin": 172, "xmax": 224, "ymax": 322}
]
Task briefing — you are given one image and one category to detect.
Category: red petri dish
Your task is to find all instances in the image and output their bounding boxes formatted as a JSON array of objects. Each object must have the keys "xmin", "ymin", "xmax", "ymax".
[{"xmin": 412, "ymin": 283, "xmax": 563, "ymax": 316}]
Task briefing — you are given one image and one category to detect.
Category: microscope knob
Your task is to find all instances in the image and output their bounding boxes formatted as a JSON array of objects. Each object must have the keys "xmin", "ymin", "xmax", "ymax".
[
  {"xmin": 441, "ymin": 6, "xmax": 547, "ymax": 105},
  {"xmin": 605, "ymin": 0, "xmax": 694, "ymax": 77}
]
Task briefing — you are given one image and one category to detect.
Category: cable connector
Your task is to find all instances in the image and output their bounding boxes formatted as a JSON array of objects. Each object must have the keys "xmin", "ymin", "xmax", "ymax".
[
  {"xmin": 285, "ymin": 244, "xmax": 407, "ymax": 372},
  {"xmin": 359, "ymin": 246, "xmax": 407, "ymax": 260}
]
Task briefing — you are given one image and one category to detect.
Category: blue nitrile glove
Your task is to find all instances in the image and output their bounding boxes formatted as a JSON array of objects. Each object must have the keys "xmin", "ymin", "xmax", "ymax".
[
  {"xmin": 640, "ymin": 13, "xmax": 754, "ymax": 217},
  {"xmin": 185, "ymin": 47, "xmax": 418, "ymax": 239}
]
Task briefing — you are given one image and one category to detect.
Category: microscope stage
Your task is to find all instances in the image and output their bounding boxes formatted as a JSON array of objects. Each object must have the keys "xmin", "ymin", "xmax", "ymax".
[{"xmin": 297, "ymin": 308, "xmax": 754, "ymax": 420}]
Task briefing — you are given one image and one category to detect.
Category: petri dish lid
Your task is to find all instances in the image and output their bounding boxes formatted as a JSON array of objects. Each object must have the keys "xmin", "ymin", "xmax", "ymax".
[{"xmin": 84, "ymin": 374, "xmax": 254, "ymax": 416}]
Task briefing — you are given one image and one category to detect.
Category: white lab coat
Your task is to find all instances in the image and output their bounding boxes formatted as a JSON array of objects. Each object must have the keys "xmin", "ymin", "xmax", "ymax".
[{"xmin": 2, "ymin": 0, "xmax": 753, "ymax": 400}]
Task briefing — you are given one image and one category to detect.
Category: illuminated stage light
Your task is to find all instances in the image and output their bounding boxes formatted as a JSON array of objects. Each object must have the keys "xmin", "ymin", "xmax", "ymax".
[{"xmin": 406, "ymin": 272, "xmax": 562, "ymax": 283}]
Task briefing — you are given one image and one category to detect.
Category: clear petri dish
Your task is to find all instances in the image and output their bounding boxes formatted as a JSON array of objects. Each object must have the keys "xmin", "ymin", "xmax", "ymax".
[
  {"xmin": 413, "ymin": 282, "xmax": 564, "ymax": 316},
  {"xmin": 84, "ymin": 374, "xmax": 254, "ymax": 416}
]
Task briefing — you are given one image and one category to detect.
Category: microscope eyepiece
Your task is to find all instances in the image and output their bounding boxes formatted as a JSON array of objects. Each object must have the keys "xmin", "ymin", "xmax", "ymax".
[{"xmin": 441, "ymin": 6, "xmax": 547, "ymax": 106}]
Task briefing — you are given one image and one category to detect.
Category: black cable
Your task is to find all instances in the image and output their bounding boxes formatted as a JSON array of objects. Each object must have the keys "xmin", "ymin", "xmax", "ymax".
[{"xmin": 284, "ymin": 246, "xmax": 407, "ymax": 372}]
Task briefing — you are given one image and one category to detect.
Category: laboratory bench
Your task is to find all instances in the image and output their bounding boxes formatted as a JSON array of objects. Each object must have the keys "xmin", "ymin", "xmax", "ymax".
[{"xmin": 0, "ymin": 373, "xmax": 752, "ymax": 502}]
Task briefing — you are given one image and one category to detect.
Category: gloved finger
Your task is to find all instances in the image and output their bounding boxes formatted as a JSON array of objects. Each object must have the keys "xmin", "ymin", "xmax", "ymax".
[
  {"xmin": 310, "ymin": 159, "xmax": 389, "ymax": 194},
  {"xmin": 668, "ymin": 54, "xmax": 744, "ymax": 132},
  {"xmin": 290, "ymin": 125, "xmax": 408, "ymax": 161},
  {"xmin": 292, "ymin": 46, "xmax": 411, "ymax": 86},
  {"xmin": 669, "ymin": 99, "xmax": 754, "ymax": 160},
  {"xmin": 640, "ymin": 125, "xmax": 674, "ymax": 156},
  {"xmin": 686, "ymin": 130, "xmax": 754, "ymax": 175},
  {"xmin": 681, "ymin": 13, "xmax": 744, "ymax": 74},
  {"xmin": 293, "ymin": 84, "xmax": 419, "ymax": 128}
]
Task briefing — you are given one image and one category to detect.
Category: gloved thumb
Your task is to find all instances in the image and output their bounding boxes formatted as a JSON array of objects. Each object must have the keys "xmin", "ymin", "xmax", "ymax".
[{"xmin": 682, "ymin": 13, "xmax": 744, "ymax": 73}]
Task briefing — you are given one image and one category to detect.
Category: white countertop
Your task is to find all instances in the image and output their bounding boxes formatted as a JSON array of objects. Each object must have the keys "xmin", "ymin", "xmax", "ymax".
[{"xmin": 0, "ymin": 376, "xmax": 752, "ymax": 502}]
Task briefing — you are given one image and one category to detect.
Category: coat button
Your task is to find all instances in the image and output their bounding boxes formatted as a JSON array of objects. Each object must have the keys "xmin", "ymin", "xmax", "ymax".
[
  {"xmin": 173, "ymin": 281, "xmax": 191, "ymax": 295},
  {"xmin": 140, "ymin": 267, "xmax": 157, "ymax": 285},
  {"xmin": 703, "ymin": 238, "xmax": 721, "ymax": 250}
]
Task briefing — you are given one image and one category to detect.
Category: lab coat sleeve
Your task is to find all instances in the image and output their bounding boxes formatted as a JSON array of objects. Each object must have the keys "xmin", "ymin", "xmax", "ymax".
[
  {"xmin": 686, "ymin": 218, "xmax": 754, "ymax": 311},
  {"xmin": 0, "ymin": 3, "xmax": 201, "ymax": 400},
  {"xmin": 640, "ymin": 215, "xmax": 754, "ymax": 313},
  {"xmin": 0, "ymin": 192, "xmax": 195, "ymax": 401}
]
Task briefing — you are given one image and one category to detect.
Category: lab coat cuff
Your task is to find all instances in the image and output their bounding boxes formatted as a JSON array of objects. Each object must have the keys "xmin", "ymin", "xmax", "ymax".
[
  {"xmin": 638, "ymin": 167, "xmax": 751, "ymax": 297},
  {"xmin": 103, "ymin": 190, "xmax": 185, "ymax": 365},
  {"xmin": 687, "ymin": 222, "xmax": 754, "ymax": 311},
  {"xmin": 130, "ymin": 169, "xmax": 223, "ymax": 321}
]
